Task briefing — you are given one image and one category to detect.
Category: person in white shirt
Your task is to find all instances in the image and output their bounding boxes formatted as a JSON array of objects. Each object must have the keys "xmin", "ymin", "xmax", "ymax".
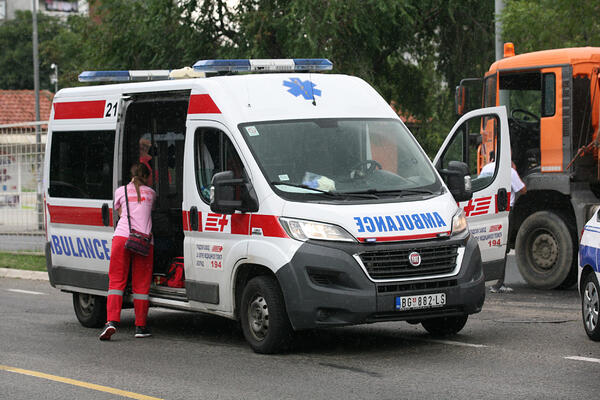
[{"xmin": 479, "ymin": 152, "xmax": 526, "ymax": 292}]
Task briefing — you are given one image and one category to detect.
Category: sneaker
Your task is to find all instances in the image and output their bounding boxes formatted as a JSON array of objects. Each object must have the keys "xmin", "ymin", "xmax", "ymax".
[
  {"xmin": 99, "ymin": 321, "xmax": 117, "ymax": 341},
  {"xmin": 135, "ymin": 326, "xmax": 152, "ymax": 338},
  {"xmin": 490, "ymin": 284, "xmax": 513, "ymax": 293}
]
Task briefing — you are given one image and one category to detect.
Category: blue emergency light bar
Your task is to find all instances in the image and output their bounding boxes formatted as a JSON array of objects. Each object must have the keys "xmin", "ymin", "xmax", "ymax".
[
  {"xmin": 193, "ymin": 58, "xmax": 333, "ymax": 73},
  {"xmin": 78, "ymin": 70, "xmax": 171, "ymax": 82}
]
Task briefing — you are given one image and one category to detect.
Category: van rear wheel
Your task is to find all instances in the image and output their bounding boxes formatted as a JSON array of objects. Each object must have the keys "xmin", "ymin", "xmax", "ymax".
[
  {"xmin": 240, "ymin": 276, "xmax": 292, "ymax": 354},
  {"xmin": 73, "ymin": 293, "xmax": 106, "ymax": 328}
]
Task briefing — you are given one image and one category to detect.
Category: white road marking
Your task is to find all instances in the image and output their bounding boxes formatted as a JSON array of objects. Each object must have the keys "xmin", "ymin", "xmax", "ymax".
[
  {"xmin": 407, "ymin": 336, "xmax": 488, "ymax": 348},
  {"xmin": 7, "ymin": 289, "xmax": 45, "ymax": 295},
  {"xmin": 426, "ymin": 339, "xmax": 488, "ymax": 348},
  {"xmin": 564, "ymin": 356, "xmax": 600, "ymax": 364}
]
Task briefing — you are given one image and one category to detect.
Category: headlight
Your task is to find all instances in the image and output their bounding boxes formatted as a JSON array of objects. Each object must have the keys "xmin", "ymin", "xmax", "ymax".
[
  {"xmin": 451, "ymin": 209, "xmax": 468, "ymax": 235},
  {"xmin": 279, "ymin": 218, "xmax": 356, "ymax": 242}
]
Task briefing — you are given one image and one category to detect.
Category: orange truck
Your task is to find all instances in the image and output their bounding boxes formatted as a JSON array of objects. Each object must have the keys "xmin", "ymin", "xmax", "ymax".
[{"xmin": 455, "ymin": 43, "xmax": 600, "ymax": 289}]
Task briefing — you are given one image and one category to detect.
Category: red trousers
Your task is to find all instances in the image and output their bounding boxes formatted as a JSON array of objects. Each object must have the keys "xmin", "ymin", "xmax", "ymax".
[{"xmin": 106, "ymin": 236, "xmax": 153, "ymax": 326}]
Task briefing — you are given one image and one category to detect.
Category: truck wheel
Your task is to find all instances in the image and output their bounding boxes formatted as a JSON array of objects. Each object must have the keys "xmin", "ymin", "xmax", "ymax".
[
  {"xmin": 421, "ymin": 315, "xmax": 468, "ymax": 336},
  {"xmin": 73, "ymin": 293, "xmax": 106, "ymax": 328},
  {"xmin": 240, "ymin": 276, "xmax": 292, "ymax": 354},
  {"xmin": 515, "ymin": 211, "xmax": 576, "ymax": 289},
  {"xmin": 582, "ymin": 272, "xmax": 600, "ymax": 341}
]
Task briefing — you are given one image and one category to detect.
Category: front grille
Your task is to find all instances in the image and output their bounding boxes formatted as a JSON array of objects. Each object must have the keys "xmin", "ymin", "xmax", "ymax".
[
  {"xmin": 359, "ymin": 245, "xmax": 459, "ymax": 280},
  {"xmin": 377, "ymin": 279, "xmax": 458, "ymax": 293}
]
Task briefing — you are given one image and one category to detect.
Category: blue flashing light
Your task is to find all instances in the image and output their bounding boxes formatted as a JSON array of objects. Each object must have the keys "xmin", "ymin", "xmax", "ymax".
[
  {"xmin": 78, "ymin": 70, "xmax": 172, "ymax": 83},
  {"xmin": 192, "ymin": 59, "xmax": 251, "ymax": 73},
  {"xmin": 193, "ymin": 58, "xmax": 333, "ymax": 73},
  {"xmin": 79, "ymin": 70, "xmax": 130, "ymax": 82},
  {"xmin": 292, "ymin": 58, "xmax": 333, "ymax": 71}
]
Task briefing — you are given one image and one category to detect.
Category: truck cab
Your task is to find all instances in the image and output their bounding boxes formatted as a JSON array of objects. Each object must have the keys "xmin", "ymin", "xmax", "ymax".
[{"xmin": 456, "ymin": 44, "xmax": 600, "ymax": 289}]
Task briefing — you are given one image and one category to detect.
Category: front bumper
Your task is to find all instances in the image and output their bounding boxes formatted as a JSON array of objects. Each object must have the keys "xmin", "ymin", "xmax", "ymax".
[{"xmin": 275, "ymin": 233, "xmax": 484, "ymax": 330}]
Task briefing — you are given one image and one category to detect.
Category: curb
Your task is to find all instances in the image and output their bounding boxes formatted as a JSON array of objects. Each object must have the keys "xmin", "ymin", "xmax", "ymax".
[{"xmin": 0, "ymin": 268, "xmax": 48, "ymax": 281}]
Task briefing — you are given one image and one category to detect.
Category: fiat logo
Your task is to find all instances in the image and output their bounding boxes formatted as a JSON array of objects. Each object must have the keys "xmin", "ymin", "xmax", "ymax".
[{"xmin": 408, "ymin": 251, "xmax": 421, "ymax": 267}]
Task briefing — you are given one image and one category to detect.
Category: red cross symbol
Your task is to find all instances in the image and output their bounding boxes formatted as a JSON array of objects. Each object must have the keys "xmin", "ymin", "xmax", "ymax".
[
  {"xmin": 205, "ymin": 213, "xmax": 229, "ymax": 232},
  {"xmin": 463, "ymin": 196, "xmax": 492, "ymax": 217}
]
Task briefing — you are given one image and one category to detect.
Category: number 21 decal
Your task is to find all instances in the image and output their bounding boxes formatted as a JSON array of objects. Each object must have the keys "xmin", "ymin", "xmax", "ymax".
[{"xmin": 104, "ymin": 101, "xmax": 118, "ymax": 118}]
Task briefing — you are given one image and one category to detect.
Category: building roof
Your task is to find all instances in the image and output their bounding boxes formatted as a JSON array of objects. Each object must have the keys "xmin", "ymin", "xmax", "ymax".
[{"xmin": 0, "ymin": 90, "xmax": 54, "ymax": 127}]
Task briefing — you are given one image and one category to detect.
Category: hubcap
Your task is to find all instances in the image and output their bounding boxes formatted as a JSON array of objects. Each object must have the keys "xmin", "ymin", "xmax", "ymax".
[
  {"xmin": 248, "ymin": 295, "xmax": 269, "ymax": 341},
  {"xmin": 583, "ymin": 281, "xmax": 599, "ymax": 332},
  {"xmin": 530, "ymin": 231, "xmax": 558, "ymax": 270},
  {"xmin": 78, "ymin": 294, "xmax": 95, "ymax": 316}
]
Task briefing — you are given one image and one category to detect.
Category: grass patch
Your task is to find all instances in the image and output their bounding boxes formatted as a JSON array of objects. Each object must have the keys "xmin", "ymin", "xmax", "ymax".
[{"xmin": 0, "ymin": 252, "xmax": 46, "ymax": 271}]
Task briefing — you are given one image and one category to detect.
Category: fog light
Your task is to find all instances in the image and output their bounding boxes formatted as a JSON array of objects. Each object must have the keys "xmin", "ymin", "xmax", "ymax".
[{"xmin": 316, "ymin": 309, "xmax": 330, "ymax": 321}]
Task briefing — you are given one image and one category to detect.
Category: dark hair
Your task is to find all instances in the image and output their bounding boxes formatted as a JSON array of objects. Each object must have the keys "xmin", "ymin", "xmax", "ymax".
[{"xmin": 130, "ymin": 163, "xmax": 150, "ymax": 203}]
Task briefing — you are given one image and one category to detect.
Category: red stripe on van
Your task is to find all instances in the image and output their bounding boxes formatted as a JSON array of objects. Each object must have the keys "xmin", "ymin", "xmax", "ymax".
[
  {"xmin": 231, "ymin": 214, "xmax": 250, "ymax": 235},
  {"xmin": 182, "ymin": 210, "xmax": 190, "ymax": 231},
  {"xmin": 250, "ymin": 215, "xmax": 288, "ymax": 238},
  {"xmin": 188, "ymin": 94, "xmax": 221, "ymax": 114},
  {"xmin": 356, "ymin": 231, "xmax": 450, "ymax": 243},
  {"xmin": 53, "ymin": 100, "xmax": 106, "ymax": 119},
  {"xmin": 47, "ymin": 205, "xmax": 110, "ymax": 226}
]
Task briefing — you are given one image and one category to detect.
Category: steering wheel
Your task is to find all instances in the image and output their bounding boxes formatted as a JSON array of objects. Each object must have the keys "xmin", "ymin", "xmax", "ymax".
[
  {"xmin": 350, "ymin": 159, "xmax": 382, "ymax": 179},
  {"xmin": 511, "ymin": 108, "xmax": 540, "ymax": 128}
]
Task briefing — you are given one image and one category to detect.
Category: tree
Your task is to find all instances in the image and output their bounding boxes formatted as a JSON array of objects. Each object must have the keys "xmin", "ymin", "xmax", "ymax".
[
  {"xmin": 501, "ymin": 0, "xmax": 600, "ymax": 53},
  {"xmin": 47, "ymin": 0, "xmax": 223, "ymax": 87},
  {"xmin": 0, "ymin": 11, "xmax": 64, "ymax": 90},
  {"xmin": 410, "ymin": 0, "xmax": 496, "ymax": 153}
]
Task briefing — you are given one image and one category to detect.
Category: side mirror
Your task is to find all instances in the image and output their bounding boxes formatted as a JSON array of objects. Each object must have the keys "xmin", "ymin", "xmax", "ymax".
[
  {"xmin": 468, "ymin": 132, "xmax": 482, "ymax": 146},
  {"xmin": 455, "ymin": 85, "xmax": 467, "ymax": 117},
  {"xmin": 439, "ymin": 161, "xmax": 473, "ymax": 202},
  {"xmin": 210, "ymin": 171, "xmax": 259, "ymax": 215}
]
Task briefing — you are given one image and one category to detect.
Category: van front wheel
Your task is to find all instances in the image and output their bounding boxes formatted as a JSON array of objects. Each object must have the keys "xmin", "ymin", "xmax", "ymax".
[
  {"xmin": 240, "ymin": 276, "xmax": 292, "ymax": 354},
  {"xmin": 421, "ymin": 315, "xmax": 468, "ymax": 336},
  {"xmin": 73, "ymin": 293, "xmax": 106, "ymax": 328}
]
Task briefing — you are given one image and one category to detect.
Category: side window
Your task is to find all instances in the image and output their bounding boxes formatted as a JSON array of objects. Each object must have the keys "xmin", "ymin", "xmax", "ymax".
[
  {"xmin": 49, "ymin": 130, "xmax": 114, "ymax": 199},
  {"xmin": 542, "ymin": 73, "xmax": 556, "ymax": 117},
  {"xmin": 195, "ymin": 128, "xmax": 246, "ymax": 203},
  {"xmin": 439, "ymin": 115, "xmax": 500, "ymax": 192}
]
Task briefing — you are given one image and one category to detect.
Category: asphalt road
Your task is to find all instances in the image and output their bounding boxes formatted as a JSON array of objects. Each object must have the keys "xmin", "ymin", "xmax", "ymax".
[{"xmin": 1, "ymin": 256, "xmax": 599, "ymax": 400}]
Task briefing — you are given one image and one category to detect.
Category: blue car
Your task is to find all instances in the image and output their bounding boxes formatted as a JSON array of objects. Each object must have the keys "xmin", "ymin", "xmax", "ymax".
[{"xmin": 579, "ymin": 212, "xmax": 600, "ymax": 341}]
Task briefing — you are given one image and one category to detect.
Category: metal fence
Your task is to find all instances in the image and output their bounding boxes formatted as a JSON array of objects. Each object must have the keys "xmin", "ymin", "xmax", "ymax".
[{"xmin": 0, "ymin": 122, "xmax": 47, "ymax": 253}]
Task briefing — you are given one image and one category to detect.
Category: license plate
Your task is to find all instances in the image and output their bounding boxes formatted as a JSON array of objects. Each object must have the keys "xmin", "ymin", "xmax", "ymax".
[{"xmin": 396, "ymin": 293, "xmax": 446, "ymax": 311}]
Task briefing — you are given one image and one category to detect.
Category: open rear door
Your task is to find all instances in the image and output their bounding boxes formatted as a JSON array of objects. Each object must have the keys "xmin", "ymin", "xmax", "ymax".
[{"xmin": 434, "ymin": 106, "xmax": 512, "ymax": 280}]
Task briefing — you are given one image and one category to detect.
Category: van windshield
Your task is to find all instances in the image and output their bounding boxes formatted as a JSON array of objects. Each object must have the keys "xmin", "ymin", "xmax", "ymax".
[{"xmin": 240, "ymin": 118, "xmax": 442, "ymax": 201}]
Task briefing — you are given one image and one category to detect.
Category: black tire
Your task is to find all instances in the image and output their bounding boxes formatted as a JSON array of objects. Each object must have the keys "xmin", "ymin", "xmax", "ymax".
[
  {"xmin": 240, "ymin": 276, "xmax": 292, "ymax": 354},
  {"xmin": 421, "ymin": 315, "xmax": 468, "ymax": 336},
  {"xmin": 515, "ymin": 211, "xmax": 576, "ymax": 290},
  {"xmin": 581, "ymin": 272, "xmax": 600, "ymax": 341},
  {"xmin": 73, "ymin": 293, "xmax": 106, "ymax": 328}
]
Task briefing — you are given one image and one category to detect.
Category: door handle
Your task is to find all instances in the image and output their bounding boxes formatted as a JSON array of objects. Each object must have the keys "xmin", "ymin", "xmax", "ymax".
[
  {"xmin": 190, "ymin": 206, "xmax": 198, "ymax": 231},
  {"xmin": 101, "ymin": 203, "xmax": 110, "ymax": 226},
  {"xmin": 497, "ymin": 188, "xmax": 508, "ymax": 212}
]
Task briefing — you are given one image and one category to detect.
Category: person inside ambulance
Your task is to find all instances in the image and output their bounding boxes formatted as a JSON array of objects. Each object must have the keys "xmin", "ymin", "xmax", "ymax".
[
  {"xmin": 139, "ymin": 136, "xmax": 154, "ymax": 185},
  {"xmin": 99, "ymin": 163, "xmax": 156, "ymax": 340}
]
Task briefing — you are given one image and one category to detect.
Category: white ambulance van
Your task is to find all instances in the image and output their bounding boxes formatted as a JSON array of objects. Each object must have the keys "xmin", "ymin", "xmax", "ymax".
[{"xmin": 44, "ymin": 59, "xmax": 513, "ymax": 353}]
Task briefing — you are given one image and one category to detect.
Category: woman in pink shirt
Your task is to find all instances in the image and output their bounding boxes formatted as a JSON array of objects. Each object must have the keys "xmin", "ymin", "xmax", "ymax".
[{"xmin": 100, "ymin": 163, "xmax": 156, "ymax": 340}]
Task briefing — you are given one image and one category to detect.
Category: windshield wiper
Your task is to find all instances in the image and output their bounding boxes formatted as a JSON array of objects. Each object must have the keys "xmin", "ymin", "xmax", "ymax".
[
  {"xmin": 270, "ymin": 181, "xmax": 379, "ymax": 199},
  {"xmin": 342, "ymin": 188, "xmax": 437, "ymax": 197},
  {"xmin": 270, "ymin": 181, "xmax": 342, "ymax": 197}
]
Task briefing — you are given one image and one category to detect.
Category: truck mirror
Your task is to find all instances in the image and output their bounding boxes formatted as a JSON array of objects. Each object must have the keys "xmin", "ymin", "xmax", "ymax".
[
  {"xmin": 439, "ymin": 161, "xmax": 473, "ymax": 202},
  {"xmin": 454, "ymin": 78, "xmax": 483, "ymax": 117},
  {"xmin": 455, "ymin": 85, "xmax": 467, "ymax": 117},
  {"xmin": 210, "ymin": 171, "xmax": 259, "ymax": 214}
]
